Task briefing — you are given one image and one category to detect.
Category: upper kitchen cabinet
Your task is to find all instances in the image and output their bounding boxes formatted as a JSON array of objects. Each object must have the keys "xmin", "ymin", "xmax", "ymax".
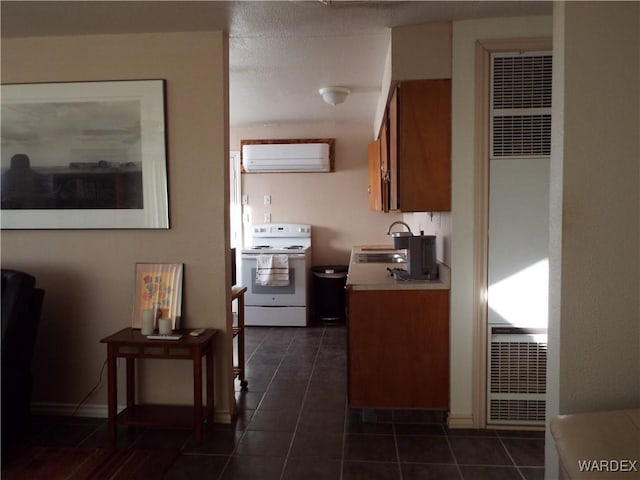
[
  {"xmin": 369, "ymin": 22, "xmax": 451, "ymax": 213},
  {"xmin": 389, "ymin": 79, "xmax": 451, "ymax": 212},
  {"xmin": 367, "ymin": 120, "xmax": 390, "ymax": 212},
  {"xmin": 367, "ymin": 139, "xmax": 383, "ymax": 211}
]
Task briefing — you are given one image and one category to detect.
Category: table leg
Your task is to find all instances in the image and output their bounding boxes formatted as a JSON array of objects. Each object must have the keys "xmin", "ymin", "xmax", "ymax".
[
  {"xmin": 106, "ymin": 344, "xmax": 117, "ymax": 445},
  {"xmin": 193, "ymin": 346, "xmax": 203, "ymax": 444},
  {"xmin": 126, "ymin": 357, "xmax": 135, "ymax": 408},
  {"xmin": 206, "ymin": 343, "xmax": 215, "ymax": 427},
  {"xmin": 237, "ymin": 293, "xmax": 247, "ymax": 388}
]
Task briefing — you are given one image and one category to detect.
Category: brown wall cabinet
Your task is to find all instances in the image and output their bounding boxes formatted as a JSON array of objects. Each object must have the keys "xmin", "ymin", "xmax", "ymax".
[
  {"xmin": 367, "ymin": 139, "xmax": 383, "ymax": 212},
  {"xmin": 367, "ymin": 121, "xmax": 390, "ymax": 212},
  {"xmin": 369, "ymin": 79, "xmax": 451, "ymax": 212},
  {"xmin": 347, "ymin": 288, "xmax": 450, "ymax": 409}
]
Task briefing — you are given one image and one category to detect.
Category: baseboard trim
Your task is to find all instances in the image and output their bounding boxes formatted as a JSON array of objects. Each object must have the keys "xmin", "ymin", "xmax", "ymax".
[
  {"xmin": 32, "ymin": 402, "xmax": 110, "ymax": 418},
  {"xmin": 32, "ymin": 402, "xmax": 233, "ymax": 424},
  {"xmin": 214, "ymin": 410, "xmax": 233, "ymax": 424},
  {"xmin": 447, "ymin": 413, "xmax": 474, "ymax": 429}
]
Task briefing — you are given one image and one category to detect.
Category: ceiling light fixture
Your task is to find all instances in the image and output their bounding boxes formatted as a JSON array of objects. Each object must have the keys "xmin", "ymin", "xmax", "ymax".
[{"xmin": 318, "ymin": 86, "xmax": 350, "ymax": 106}]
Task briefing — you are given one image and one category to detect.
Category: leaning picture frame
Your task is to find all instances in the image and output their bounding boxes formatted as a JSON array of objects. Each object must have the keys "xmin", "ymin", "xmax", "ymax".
[
  {"xmin": 0, "ymin": 79, "xmax": 169, "ymax": 229},
  {"xmin": 132, "ymin": 263, "xmax": 184, "ymax": 331}
]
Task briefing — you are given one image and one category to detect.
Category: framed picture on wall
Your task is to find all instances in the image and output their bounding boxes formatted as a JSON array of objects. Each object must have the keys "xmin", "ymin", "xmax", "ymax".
[
  {"xmin": 0, "ymin": 79, "xmax": 169, "ymax": 229},
  {"xmin": 132, "ymin": 263, "xmax": 184, "ymax": 331}
]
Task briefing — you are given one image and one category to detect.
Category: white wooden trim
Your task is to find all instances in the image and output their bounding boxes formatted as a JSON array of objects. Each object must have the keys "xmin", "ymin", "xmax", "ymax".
[
  {"xmin": 447, "ymin": 413, "xmax": 474, "ymax": 429},
  {"xmin": 473, "ymin": 40, "xmax": 491, "ymax": 429}
]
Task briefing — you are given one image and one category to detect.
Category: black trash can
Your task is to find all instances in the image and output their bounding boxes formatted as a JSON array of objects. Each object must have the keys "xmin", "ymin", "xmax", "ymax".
[{"xmin": 312, "ymin": 265, "xmax": 348, "ymax": 322}]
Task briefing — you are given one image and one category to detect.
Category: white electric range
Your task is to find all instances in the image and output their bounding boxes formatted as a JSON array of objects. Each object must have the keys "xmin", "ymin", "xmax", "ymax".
[{"xmin": 240, "ymin": 223, "xmax": 311, "ymax": 326}]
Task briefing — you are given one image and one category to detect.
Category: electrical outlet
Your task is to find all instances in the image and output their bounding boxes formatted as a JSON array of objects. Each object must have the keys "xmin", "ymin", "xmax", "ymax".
[
  {"xmin": 241, "ymin": 194, "xmax": 248, "ymax": 205},
  {"xmin": 264, "ymin": 213, "xmax": 271, "ymax": 223},
  {"xmin": 264, "ymin": 195, "xmax": 271, "ymax": 205}
]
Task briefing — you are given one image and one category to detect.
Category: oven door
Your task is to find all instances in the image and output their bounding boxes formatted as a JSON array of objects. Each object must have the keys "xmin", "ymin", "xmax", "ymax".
[{"xmin": 241, "ymin": 254, "xmax": 307, "ymax": 307}]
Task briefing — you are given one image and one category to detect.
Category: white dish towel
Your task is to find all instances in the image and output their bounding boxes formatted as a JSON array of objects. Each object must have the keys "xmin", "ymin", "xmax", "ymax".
[{"xmin": 256, "ymin": 254, "xmax": 290, "ymax": 286}]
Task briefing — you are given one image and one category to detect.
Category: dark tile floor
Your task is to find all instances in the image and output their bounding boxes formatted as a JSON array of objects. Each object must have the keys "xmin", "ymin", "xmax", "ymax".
[{"xmin": 17, "ymin": 324, "xmax": 545, "ymax": 479}]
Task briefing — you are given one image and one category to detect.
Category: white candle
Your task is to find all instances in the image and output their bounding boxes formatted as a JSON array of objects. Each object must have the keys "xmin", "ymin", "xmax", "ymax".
[
  {"xmin": 141, "ymin": 309, "xmax": 155, "ymax": 335},
  {"xmin": 158, "ymin": 317, "xmax": 172, "ymax": 335}
]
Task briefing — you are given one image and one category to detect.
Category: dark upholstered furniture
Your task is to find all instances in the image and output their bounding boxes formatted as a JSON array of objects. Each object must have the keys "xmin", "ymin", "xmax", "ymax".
[{"xmin": 1, "ymin": 269, "xmax": 44, "ymax": 449}]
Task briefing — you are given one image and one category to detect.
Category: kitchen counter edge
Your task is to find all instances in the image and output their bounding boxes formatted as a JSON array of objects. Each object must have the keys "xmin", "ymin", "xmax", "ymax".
[{"xmin": 347, "ymin": 245, "xmax": 450, "ymax": 291}]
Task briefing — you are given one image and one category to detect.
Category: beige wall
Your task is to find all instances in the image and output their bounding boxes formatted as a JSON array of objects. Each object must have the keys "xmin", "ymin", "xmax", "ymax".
[
  {"xmin": 546, "ymin": 2, "xmax": 640, "ymax": 476},
  {"xmin": 231, "ymin": 123, "xmax": 401, "ymax": 266},
  {"xmin": 374, "ymin": 22, "xmax": 452, "ymax": 138},
  {"xmin": 1, "ymin": 32, "xmax": 235, "ymax": 419},
  {"xmin": 558, "ymin": 0, "xmax": 639, "ymax": 412},
  {"xmin": 391, "ymin": 22, "xmax": 452, "ymax": 81}
]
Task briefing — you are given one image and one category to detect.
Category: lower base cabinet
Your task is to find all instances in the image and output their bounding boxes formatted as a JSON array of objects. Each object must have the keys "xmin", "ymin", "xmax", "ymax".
[{"xmin": 347, "ymin": 288, "xmax": 449, "ymax": 409}]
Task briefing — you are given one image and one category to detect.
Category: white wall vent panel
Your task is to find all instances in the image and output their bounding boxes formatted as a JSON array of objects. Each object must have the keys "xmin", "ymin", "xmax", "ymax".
[
  {"xmin": 491, "ymin": 53, "xmax": 552, "ymax": 159},
  {"xmin": 487, "ymin": 326, "xmax": 547, "ymax": 426}
]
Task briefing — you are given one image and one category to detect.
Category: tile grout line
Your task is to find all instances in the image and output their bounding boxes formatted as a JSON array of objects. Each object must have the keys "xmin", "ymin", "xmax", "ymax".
[
  {"xmin": 443, "ymin": 430, "xmax": 465, "ymax": 480},
  {"xmin": 340, "ymin": 396, "xmax": 348, "ymax": 480},
  {"xmin": 218, "ymin": 327, "xmax": 290, "ymax": 480},
  {"xmin": 496, "ymin": 434, "xmax": 528, "ymax": 480},
  {"xmin": 391, "ymin": 416, "xmax": 404, "ymax": 480},
  {"xmin": 249, "ymin": 329, "xmax": 296, "ymax": 413},
  {"xmin": 278, "ymin": 326, "xmax": 327, "ymax": 480}
]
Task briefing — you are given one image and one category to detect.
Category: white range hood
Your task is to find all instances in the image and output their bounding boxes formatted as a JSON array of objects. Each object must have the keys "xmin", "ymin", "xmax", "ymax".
[{"xmin": 242, "ymin": 142, "xmax": 331, "ymax": 173}]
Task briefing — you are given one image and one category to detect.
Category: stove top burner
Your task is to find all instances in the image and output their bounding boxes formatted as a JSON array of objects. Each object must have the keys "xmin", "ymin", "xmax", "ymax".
[
  {"xmin": 249, "ymin": 245, "xmax": 272, "ymax": 249},
  {"xmin": 283, "ymin": 245, "xmax": 304, "ymax": 250}
]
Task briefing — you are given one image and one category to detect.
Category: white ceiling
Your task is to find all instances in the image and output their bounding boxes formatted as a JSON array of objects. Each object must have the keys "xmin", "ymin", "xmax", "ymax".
[{"xmin": 1, "ymin": 1, "xmax": 552, "ymax": 127}]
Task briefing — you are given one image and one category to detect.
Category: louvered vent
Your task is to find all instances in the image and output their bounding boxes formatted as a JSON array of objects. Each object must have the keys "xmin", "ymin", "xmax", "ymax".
[
  {"xmin": 493, "ymin": 115, "xmax": 551, "ymax": 157},
  {"xmin": 490, "ymin": 339, "xmax": 547, "ymax": 394},
  {"xmin": 490, "ymin": 399, "xmax": 546, "ymax": 423},
  {"xmin": 487, "ymin": 327, "xmax": 547, "ymax": 426},
  {"xmin": 491, "ymin": 53, "xmax": 552, "ymax": 159},
  {"xmin": 493, "ymin": 55, "xmax": 552, "ymax": 109}
]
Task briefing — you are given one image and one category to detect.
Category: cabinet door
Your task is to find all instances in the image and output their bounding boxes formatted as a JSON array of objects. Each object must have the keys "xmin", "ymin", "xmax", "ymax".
[
  {"xmin": 388, "ymin": 87, "xmax": 399, "ymax": 211},
  {"xmin": 380, "ymin": 119, "xmax": 390, "ymax": 212},
  {"xmin": 348, "ymin": 289, "xmax": 450, "ymax": 409},
  {"xmin": 367, "ymin": 139, "xmax": 383, "ymax": 211},
  {"xmin": 397, "ymin": 79, "xmax": 451, "ymax": 212}
]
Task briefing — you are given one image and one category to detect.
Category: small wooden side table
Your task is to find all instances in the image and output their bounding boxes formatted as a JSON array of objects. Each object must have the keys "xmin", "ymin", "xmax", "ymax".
[
  {"xmin": 232, "ymin": 285, "xmax": 248, "ymax": 389},
  {"xmin": 100, "ymin": 327, "xmax": 217, "ymax": 445}
]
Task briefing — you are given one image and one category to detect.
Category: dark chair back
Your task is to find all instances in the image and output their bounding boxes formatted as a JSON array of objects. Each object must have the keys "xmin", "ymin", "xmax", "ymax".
[
  {"xmin": 1, "ymin": 269, "xmax": 44, "ymax": 369},
  {"xmin": 1, "ymin": 269, "xmax": 44, "ymax": 449}
]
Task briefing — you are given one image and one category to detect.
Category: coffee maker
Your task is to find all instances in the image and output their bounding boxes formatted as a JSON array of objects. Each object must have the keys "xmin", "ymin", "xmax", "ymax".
[{"xmin": 406, "ymin": 235, "xmax": 438, "ymax": 280}]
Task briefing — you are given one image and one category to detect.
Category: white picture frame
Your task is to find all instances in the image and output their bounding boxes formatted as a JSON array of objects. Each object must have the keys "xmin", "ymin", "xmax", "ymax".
[{"xmin": 0, "ymin": 79, "xmax": 169, "ymax": 229}]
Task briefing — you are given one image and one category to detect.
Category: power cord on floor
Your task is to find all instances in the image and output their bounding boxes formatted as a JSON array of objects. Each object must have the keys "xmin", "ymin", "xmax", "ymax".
[{"xmin": 71, "ymin": 358, "xmax": 108, "ymax": 417}]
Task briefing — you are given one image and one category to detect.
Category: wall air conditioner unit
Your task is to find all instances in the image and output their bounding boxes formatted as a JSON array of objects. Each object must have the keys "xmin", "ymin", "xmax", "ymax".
[{"xmin": 241, "ymin": 140, "xmax": 334, "ymax": 173}]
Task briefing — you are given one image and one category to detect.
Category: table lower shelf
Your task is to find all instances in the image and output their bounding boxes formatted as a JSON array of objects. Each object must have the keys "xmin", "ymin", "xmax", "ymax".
[{"xmin": 116, "ymin": 404, "xmax": 212, "ymax": 429}]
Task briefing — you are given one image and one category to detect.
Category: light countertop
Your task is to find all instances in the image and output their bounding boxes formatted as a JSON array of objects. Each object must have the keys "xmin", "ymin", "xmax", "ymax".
[{"xmin": 347, "ymin": 245, "xmax": 451, "ymax": 291}]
